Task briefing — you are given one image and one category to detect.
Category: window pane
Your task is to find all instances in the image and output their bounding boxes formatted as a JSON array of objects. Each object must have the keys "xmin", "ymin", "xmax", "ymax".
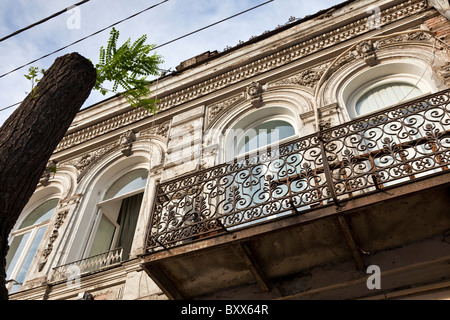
[
  {"xmin": 356, "ymin": 82, "xmax": 422, "ymax": 115},
  {"xmin": 10, "ymin": 227, "xmax": 46, "ymax": 294},
  {"xmin": 20, "ymin": 199, "xmax": 58, "ymax": 228},
  {"xmin": 236, "ymin": 120, "xmax": 295, "ymax": 155},
  {"xmin": 5, "ymin": 233, "xmax": 30, "ymax": 279},
  {"xmin": 89, "ymin": 215, "xmax": 116, "ymax": 256},
  {"xmin": 103, "ymin": 169, "xmax": 148, "ymax": 200}
]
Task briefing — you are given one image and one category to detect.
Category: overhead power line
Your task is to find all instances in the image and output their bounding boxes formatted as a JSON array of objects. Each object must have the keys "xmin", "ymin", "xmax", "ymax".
[
  {"xmin": 152, "ymin": 0, "xmax": 274, "ymax": 50},
  {"xmin": 0, "ymin": 0, "xmax": 274, "ymax": 80},
  {"xmin": 0, "ymin": 0, "xmax": 169, "ymax": 80},
  {"xmin": 0, "ymin": 0, "xmax": 273, "ymax": 113},
  {"xmin": 0, "ymin": 101, "xmax": 21, "ymax": 112},
  {"xmin": 0, "ymin": 0, "xmax": 91, "ymax": 43}
]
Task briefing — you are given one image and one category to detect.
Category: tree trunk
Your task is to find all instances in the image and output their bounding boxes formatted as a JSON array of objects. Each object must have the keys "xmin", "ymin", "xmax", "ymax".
[{"xmin": 0, "ymin": 53, "xmax": 96, "ymax": 300}]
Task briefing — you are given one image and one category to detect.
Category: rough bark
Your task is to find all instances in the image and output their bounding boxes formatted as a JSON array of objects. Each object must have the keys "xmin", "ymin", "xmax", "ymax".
[{"xmin": 0, "ymin": 52, "xmax": 96, "ymax": 300}]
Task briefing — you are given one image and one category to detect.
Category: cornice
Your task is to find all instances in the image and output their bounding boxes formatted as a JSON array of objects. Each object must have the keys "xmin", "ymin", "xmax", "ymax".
[
  {"xmin": 55, "ymin": 106, "xmax": 150, "ymax": 153},
  {"xmin": 57, "ymin": 121, "xmax": 170, "ymax": 177},
  {"xmin": 54, "ymin": 0, "xmax": 428, "ymax": 154},
  {"xmin": 155, "ymin": 0, "xmax": 427, "ymax": 111}
]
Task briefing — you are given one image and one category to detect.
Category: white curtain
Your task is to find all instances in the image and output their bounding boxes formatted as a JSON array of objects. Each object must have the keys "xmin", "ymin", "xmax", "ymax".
[
  {"xmin": 356, "ymin": 82, "xmax": 422, "ymax": 115},
  {"xmin": 235, "ymin": 120, "xmax": 295, "ymax": 155}
]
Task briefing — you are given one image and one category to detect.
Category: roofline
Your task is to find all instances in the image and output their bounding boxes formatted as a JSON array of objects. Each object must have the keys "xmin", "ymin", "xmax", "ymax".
[{"xmin": 79, "ymin": 0, "xmax": 355, "ymax": 113}]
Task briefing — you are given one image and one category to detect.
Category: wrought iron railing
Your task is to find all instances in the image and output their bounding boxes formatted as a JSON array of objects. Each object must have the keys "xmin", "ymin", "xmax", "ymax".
[
  {"xmin": 146, "ymin": 89, "xmax": 450, "ymax": 251},
  {"xmin": 50, "ymin": 247, "xmax": 128, "ymax": 283}
]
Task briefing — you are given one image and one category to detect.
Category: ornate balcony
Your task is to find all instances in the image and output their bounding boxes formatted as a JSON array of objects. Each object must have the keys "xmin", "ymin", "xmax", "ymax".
[
  {"xmin": 141, "ymin": 89, "xmax": 450, "ymax": 299},
  {"xmin": 146, "ymin": 89, "xmax": 450, "ymax": 251}
]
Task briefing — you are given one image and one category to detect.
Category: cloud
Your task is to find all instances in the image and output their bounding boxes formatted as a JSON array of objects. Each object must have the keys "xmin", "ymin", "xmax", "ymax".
[{"xmin": 0, "ymin": 0, "xmax": 343, "ymax": 126}]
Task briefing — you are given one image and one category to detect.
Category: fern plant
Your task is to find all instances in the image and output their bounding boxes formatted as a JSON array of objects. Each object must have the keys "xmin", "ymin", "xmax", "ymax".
[{"xmin": 94, "ymin": 27, "xmax": 164, "ymax": 112}]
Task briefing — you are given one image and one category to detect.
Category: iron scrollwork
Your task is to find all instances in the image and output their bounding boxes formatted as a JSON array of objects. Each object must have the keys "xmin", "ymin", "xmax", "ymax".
[{"xmin": 147, "ymin": 89, "xmax": 450, "ymax": 251}]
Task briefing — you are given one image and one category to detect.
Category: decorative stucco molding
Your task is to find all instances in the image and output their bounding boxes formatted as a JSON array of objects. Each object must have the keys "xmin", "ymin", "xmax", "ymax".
[
  {"xmin": 138, "ymin": 121, "xmax": 171, "ymax": 140},
  {"xmin": 269, "ymin": 63, "xmax": 330, "ymax": 88},
  {"xmin": 156, "ymin": 0, "xmax": 426, "ymax": 111},
  {"xmin": 39, "ymin": 210, "xmax": 68, "ymax": 271},
  {"xmin": 39, "ymin": 160, "xmax": 57, "ymax": 186},
  {"xmin": 55, "ymin": 107, "xmax": 150, "ymax": 153},
  {"xmin": 206, "ymin": 93, "xmax": 246, "ymax": 129},
  {"xmin": 37, "ymin": 193, "xmax": 83, "ymax": 272},
  {"xmin": 59, "ymin": 122, "xmax": 170, "ymax": 181},
  {"xmin": 377, "ymin": 29, "xmax": 436, "ymax": 45},
  {"xmin": 329, "ymin": 30, "xmax": 441, "ymax": 75},
  {"xmin": 354, "ymin": 40, "xmax": 379, "ymax": 66},
  {"xmin": 60, "ymin": 142, "xmax": 119, "ymax": 182},
  {"xmin": 54, "ymin": 0, "xmax": 427, "ymax": 153},
  {"xmin": 246, "ymin": 81, "xmax": 263, "ymax": 107},
  {"xmin": 119, "ymin": 130, "xmax": 136, "ymax": 156}
]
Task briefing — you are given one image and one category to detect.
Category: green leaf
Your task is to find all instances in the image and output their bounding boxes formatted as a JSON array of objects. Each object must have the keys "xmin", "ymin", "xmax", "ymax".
[
  {"xmin": 24, "ymin": 66, "xmax": 46, "ymax": 99},
  {"xmin": 94, "ymin": 27, "xmax": 164, "ymax": 113}
]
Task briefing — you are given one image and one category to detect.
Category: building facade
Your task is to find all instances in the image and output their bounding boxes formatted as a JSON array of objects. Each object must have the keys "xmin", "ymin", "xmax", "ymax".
[{"xmin": 6, "ymin": 0, "xmax": 450, "ymax": 300}]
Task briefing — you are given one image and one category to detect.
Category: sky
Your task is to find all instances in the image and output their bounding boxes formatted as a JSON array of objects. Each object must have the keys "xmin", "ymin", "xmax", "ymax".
[{"xmin": 0, "ymin": 0, "xmax": 344, "ymax": 126}]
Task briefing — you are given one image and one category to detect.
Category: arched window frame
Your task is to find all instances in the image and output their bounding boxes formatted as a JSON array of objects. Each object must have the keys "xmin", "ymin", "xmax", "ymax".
[
  {"xmin": 346, "ymin": 74, "xmax": 431, "ymax": 118},
  {"xmin": 234, "ymin": 119, "xmax": 296, "ymax": 156},
  {"xmin": 224, "ymin": 106, "xmax": 299, "ymax": 162},
  {"xmin": 5, "ymin": 197, "xmax": 59, "ymax": 293},
  {"xmin": 330, "ymin": 59, "xmax": 443, "ymax": 189},
  {"xmin": 219, "ymin": 106, "xmax": 305, "ymax": 228},
  {"xmin": 83, "ymin": 168, "xmax": 148, "ymax": 260},
  {"xmin": 336, "ymin": 60, "xmax": 439, "ymax": 120},
  {"xmin": 60, "ymin": 142, "xmax": 159, "ymax": 267}
]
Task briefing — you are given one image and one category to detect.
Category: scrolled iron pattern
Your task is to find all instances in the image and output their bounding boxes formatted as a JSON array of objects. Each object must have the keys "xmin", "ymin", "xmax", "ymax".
[
  {"xmin": 147, "ymin": 89, "xmax": 450, "ymax": 250},
  {"xmin": 322, "ymin": 90, "xmax": 450, "ymax": 198}
]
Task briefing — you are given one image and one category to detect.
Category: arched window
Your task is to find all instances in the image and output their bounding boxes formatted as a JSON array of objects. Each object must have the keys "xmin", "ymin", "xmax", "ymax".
[
  {"xmin": 338, "ymin": 61, "xmax": 437, "ymax": 119},
  {"xmin": 355, "ymin": 82, "xmax": 423, "ymax": 116},
  {"xmin": 222, "ymin": 111, "xmax": 301, "ymax": 229},
  {"xmin": 338, "ymin": 61, "xmax": 443, "ymax": 190},
  {"xmin": 224, "ymin": 106, "xmax": 299, "ymax": 162},
  {"xmin": 235, "ymin": 120, "xmax": 296, "ymax": 155},
  {"xmin": 5, "ymin": 198, "xmax": 59, "ymax": 293},
  {"xmin": 85, "ymin": 169, "xmax": 147, "ymax": 260}
]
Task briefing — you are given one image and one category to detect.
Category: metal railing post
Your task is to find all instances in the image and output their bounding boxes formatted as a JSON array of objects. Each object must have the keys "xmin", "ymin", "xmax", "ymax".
[{"xmin": 317, "ymin": 131, "xmax": 340, "ymax": 208}]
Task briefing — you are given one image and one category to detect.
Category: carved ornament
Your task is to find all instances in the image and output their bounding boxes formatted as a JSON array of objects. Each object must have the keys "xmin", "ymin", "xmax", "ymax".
[
  {"xmin": 246, "ymin": 81, "xmax": 263, "ymax": 107},
  {"xmin": 269, "ymin": 63, "xmax": 330, "ymax": 88},
  {"xmin": 119, "ymin": 130, "xmax": 136, "ymax": 156},
  {"xmin": 354, "ymin": 40, "xmax": 379, "ymax": 66},
  {"xmin": 38, "ymin": 210, "xmax": 69, "ymax": 271},
  {"xmin": 60, "ymin": 142, "xmax": 119, "ymax": 182},
  {"xmin": 54, "ymin": 0, "xmax": 427, "ymax": 153},
  {"xmin": 39, "ymin": 160, "xmax": 57, "ymax": 186},
  {"xmin": 139, "ymin": 121, "xmax": 171, "ymax": 140},
  {"xmin": 206, "ymin": 94, "xmax": 245, "ymax": 128}
]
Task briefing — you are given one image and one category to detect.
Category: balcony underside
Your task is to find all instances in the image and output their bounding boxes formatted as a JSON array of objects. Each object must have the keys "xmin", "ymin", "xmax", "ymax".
[{"xmin": 140, "ymin": 171, "xmax": 450, "ymax": 299}]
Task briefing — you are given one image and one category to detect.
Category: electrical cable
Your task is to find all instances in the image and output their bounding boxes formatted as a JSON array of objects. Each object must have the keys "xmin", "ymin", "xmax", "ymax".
[
  {"xmin": 397, "ymin": 37, "xmax": 437, "ymax": 104},
  {"xmin": 0, "ymin": 0, "xmax": 273, "ymax": 113},
  {"xmin": 0, "ymin": 0, "xmax": 91, "ymax": 43},
  {"xmin": 0, "ymin": 0, "xmax": 273, "ymax": 80},
  {"xmin": 152, "ymin": 0, "xmax": 274, "ymax": 51},
  {"xmin": 0, "ymin": 101, "xmax": 21, "ymax": 112},
  {"xmin": 0, "ymin": 0, "xmax": 169, "ymax": 80}
]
